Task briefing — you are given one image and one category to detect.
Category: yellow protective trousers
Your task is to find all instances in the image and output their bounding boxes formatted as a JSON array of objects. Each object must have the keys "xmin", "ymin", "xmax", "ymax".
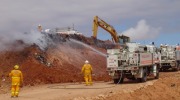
[
  {"xmin": 11, "ymin": 85, "xmax": 20, "ymax": 97},
  {"xmin": 11, "ymin": 77, "xmax": 21, "ymax": 97},
  {"xmin": 84, "ymin": 74, "xmax": 92, "ymax": 85}
]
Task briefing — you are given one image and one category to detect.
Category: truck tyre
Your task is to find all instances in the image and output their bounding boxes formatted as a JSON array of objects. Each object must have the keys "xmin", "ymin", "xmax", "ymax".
[
  {"xmin": 177, "ymin": 62, "xmax": 180, "ymax": 71},
  {"xmin": 138, "ymin": 67, "xmax": 147, "ymax": 82},
  {"xmin": 142, "ymin": 67, "xmax": 147, "ymax": 82},
  {"xmin": 155, "ymin": 66, "xmax": 159, "ymax": 79},
  {"xmin": 113, "ymin": 79, "xmax": 119, "ymax": 84},
  {"xmin": 127, "ymin": 76, "xmax": 136, "ymax": 80},
  {"xmin": 176, "ymin": 62, "xmax": 180, "ymax": 71},
  {"xmin": 119, "ymin": 77, "xmax": 124, "ymax": 83},
  {"xmin": 159, "ymin": 65, "xmax": 164, "ymax": 72},
  {"xmin": 113, "ymin": 77, "xmax": 124, "ymax": 84},
  {"xmin": 174, "ymin": 62, "xmax": 180, "ymax": 71}
]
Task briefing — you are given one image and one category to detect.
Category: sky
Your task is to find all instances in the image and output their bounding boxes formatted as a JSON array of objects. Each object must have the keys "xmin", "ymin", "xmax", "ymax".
[{"xmin": 0, "ymin": 0, "xmax": 179, "ymax": 50}]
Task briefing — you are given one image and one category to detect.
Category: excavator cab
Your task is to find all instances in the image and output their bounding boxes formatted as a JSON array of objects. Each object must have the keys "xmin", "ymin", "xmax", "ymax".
[{"xmin": 118, "ymin": 35, "xmax": 130, "ymax": 44}]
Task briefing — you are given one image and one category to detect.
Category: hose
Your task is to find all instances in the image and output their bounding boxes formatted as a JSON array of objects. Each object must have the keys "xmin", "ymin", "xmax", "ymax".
[{"xmin": 117, "ymin": 65, "xmax": 125, "ymax": 84}]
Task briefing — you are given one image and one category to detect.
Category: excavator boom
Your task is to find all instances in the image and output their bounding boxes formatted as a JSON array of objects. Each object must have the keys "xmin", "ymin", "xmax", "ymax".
[
  {"xmin": 92, "ymin": 16, "xmax": 130, "ymax": 44},
  {"xmin": 92, "ymin": 16, "xmax": 119, "ymax": 42}
]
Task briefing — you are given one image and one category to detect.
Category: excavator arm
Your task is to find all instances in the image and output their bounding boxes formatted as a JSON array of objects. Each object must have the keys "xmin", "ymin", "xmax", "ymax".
[
  {"xmin": 92, "ymin": 16, "xmax": 119, "ymax": 42},
  {"xmin": 92, "ymin": 16, "xmax": 130, "ymax": 44}
]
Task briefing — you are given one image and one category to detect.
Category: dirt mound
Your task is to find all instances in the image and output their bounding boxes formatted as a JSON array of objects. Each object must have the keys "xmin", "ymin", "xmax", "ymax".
[
  {"xmin": 0, "ymin": 34, "xmax": 111, "ymax": 87},
  {"xmin": 95, "ymin": 72, "xmax": 180, "ymax": 100}
]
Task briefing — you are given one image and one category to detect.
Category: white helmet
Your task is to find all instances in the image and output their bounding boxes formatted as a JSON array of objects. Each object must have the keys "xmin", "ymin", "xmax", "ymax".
[{"xmin": 85, "ymin": 60, "xmax": 89, "ymax": 64}]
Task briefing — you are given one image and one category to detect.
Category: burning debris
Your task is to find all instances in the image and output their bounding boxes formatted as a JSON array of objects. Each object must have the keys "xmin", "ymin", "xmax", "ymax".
[{"xmin": 34, "ymin": 52, "xmax": 51, "ymax": 67}]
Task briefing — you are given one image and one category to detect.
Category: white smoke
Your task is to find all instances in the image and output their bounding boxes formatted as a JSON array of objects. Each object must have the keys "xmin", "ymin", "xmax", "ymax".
[
  {"xmin": 121, "ymin": 19, "xmax": 161, "ymax": 41},
  {"xmin": 21, "ymin": 31, "xmax": 50, "ymax": 50},
  {"xmin": 0, "ymin": 30, "xmax": 49, "ymax": 51}
]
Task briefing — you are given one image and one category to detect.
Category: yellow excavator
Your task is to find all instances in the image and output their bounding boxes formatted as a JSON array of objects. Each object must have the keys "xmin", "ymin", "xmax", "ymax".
[{"xmin": 92, "ymin": 16, "xmax": 130, "ymax": 44}]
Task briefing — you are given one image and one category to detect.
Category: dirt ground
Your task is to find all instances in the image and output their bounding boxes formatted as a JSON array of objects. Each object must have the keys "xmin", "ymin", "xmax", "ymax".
[{"xmin": 0, "ymin": 71, "xmax": 179, "ymax": 100}]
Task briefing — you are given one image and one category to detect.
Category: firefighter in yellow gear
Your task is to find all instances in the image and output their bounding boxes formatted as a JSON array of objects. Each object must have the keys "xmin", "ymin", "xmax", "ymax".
[
  {"xmin": 81, "ymin": 60, "xmax": 93, "ymax": 86},
  {"xmin": 9, "ymin": 65, "xmax": 23, "ymax": 97}
]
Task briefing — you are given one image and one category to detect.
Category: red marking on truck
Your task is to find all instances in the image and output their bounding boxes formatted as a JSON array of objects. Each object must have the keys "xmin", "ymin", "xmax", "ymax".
[
  {"xmin": 141, "ymin": 60, "xmax": 152, "ymax": 64},
  {"xmin": 141, "ymin": 55, "xmax": 151, "ymax": 58},
  {"xmin": 154, "ymin": 60, "xmax": 160, "ymax": 62}
]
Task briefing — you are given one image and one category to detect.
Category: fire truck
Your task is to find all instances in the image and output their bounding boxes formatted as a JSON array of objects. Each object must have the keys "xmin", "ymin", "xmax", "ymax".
[
  {"xmin": 107, "ymin": 43, "xmax": 161, "ymax": 83},
  {"xmin": 160, "ymin": 44, "xmax": 180, "ymax": 71}
]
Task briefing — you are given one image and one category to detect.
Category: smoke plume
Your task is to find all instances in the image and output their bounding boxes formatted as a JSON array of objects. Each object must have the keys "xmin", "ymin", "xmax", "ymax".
[
  {"xmin": 0, "ymin": 30, "xmax": 50, "ymax": 51},
  {"xmin": 121, "ymin": 19, "xmax": 161, "ymax": 41}
]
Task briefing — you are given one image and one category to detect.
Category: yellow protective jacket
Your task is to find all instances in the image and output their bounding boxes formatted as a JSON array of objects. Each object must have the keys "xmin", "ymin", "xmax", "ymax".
[
  {"xmin": 81, "ymin": 64, "xmax": 92, "ymax": 75},
  {"xmin": 9, "ymin": 70, "xmax": 23, "ymax": 86}
]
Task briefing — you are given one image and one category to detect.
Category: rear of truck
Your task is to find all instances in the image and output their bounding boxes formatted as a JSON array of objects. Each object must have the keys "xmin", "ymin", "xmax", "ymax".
[
  {"xmin": 107, "ymin": 47, "xmax": 160, "ymax": 83},
  {"xmin": 160, "ymin": 45, "xmax": 180, "ymax": 71}
]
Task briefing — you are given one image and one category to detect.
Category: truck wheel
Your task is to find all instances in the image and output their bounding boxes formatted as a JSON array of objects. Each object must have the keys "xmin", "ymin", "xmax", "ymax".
[
  {"xmin": 119, "ymin": 77, "xmax": 124, "ymax": 83},
  {"xmin": 160, "ymin": 65, "xmax": 164, "ymax": 72},
  {"xmin": 173, "ymin": 62, "xmax": 179, "ymax": 71},
  {"xmin": 177, "ymin": 62, "xmax": 180, "ymax": 71},
  {"xmin": 127, "ymin": 76, "xmax": 136, "ymax": 80},
  {"xmin": 113, "ymin": 79, "xmax": 119, "ymax": 84},
  {"xmin": 113, "ymin": 77, "xmax": 124, "ymax": 84},
  {"xmin": 155, "ymin": 66, "xmax": 159, "ymax": 79},
  {"xmin": 138, "ymin": 67, "xmax": 147, "ymax": 82}
]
